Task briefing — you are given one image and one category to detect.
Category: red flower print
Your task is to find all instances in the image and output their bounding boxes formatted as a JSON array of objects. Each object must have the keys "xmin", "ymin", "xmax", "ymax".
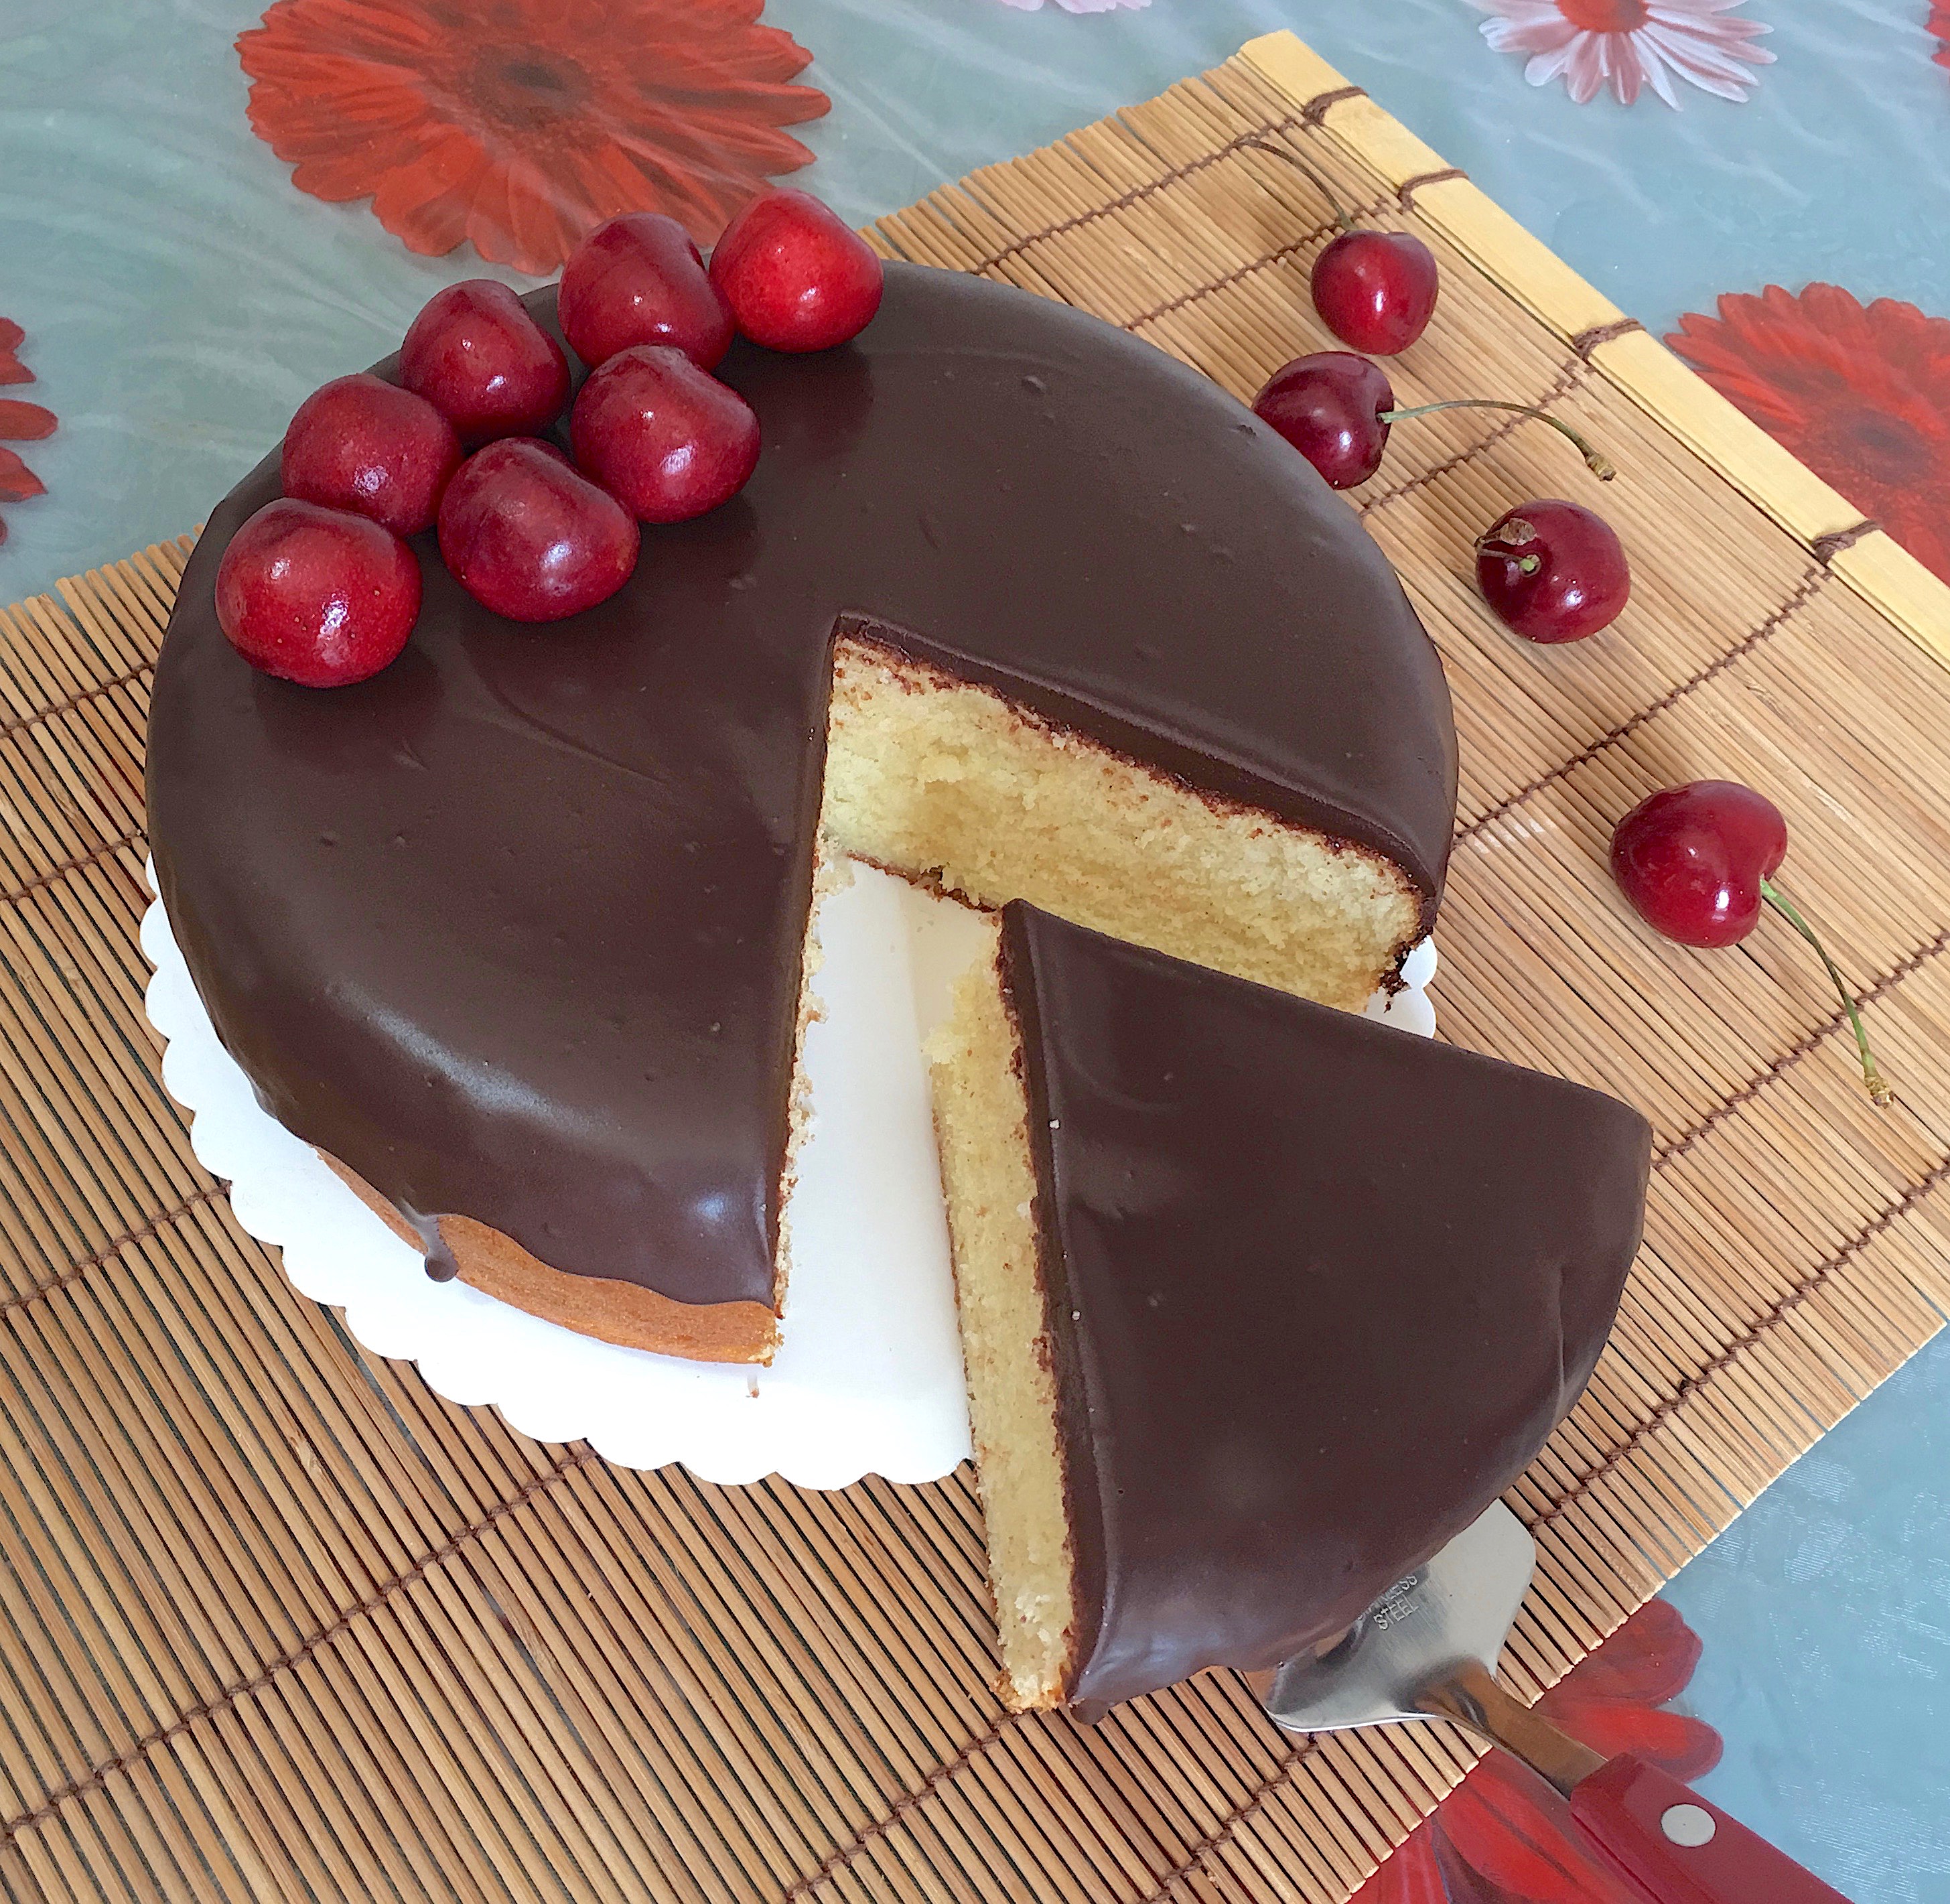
[
  {"xmin": 1667, "ymin": 283, "xmax": 1950, "ymax": 584},
  {"xmin": 1933, "ymin": 4, "xmax": 1950, "ymax": 74},
  {"xmin": 0, "ymin": 321, "xmax": 56, "ymax": 547},
  {"xmin": 1352, "ymin": 1599, "xmax": 1721, "ymax": 1904},
  {"xmin": 236, "ymin": 0, "xmax": 829, "ymax": 276}
]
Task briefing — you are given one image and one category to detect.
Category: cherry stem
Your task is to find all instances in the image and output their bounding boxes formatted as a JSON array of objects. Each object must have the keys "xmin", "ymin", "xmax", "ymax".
[
  {"xmin": 1759, "ymin": 876, "xmax": 1894, "ymax": 1108},
  {"xmin": 1240, "ymin": 137, "xmax": 1355, "ymax": 234},
  {"xmin": 1380, "ymin": 399, "xmax": 1616, "ymax": 481},
  {"xmin": 1478, "ymin": 542, "xmax": 1543, "ymax": 576}
]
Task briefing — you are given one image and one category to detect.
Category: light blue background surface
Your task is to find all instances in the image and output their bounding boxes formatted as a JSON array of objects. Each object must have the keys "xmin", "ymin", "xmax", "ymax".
[{"xmin": 1, "ymin": 2, "xmax": 1944, "ymax": 1892}]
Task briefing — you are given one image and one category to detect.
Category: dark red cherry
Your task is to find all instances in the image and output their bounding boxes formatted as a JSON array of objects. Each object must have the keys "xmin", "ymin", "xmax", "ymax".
[
  {"xmin": 709, "ymin": 189, "xmax": 884, "ymax": 353},
  {"xmin": 400, "ymin": 281, "xmax": 570, "ymax": 442},
  {"xmin": 1233, "ymin": 137, "xmax": 1440, "ymax": 356},
  {"xmin": 437, "ymin": 438, "xmax": 638, "ymax": 622},
  {"xmin": 215, "ymin": 498, "xmax": 420, "ymax": 687},
  {"xmin": 281, "ymin": 373, "xmax": 462, "ymax": 537},
  {"xmin": 1251, "ymin": 352, "xmax": 1394, "ymax": 490},
  {"xmin": 1253, "ymin": 352, "xmax": 1616, "ymax": 491},
  {"xmin": 1476, "ymin": 498, "xmax": 1630, "ymax": 644},
  {"xmin": 1610, "ymin": 780, "xmax": 1785, "ymax": 949},
  {"xmin": 558, "ymin": 213, "xmax": 734, "ymax": 370},
  {"xmin": 1612, "ymin": 781, "xmax": 1890, "ymax": 1105},
  {"xmin": 570, "ymin": 346, "xmax": 760, "ymax": 523},
  {"xmin": 1311, "ymin": 230, "xmax": 1440, "ymax": 355}
]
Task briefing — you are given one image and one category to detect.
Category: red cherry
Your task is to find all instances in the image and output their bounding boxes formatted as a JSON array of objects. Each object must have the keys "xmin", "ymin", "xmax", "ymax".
[
  {"xmin": 569, "ymin": 346, "xmax": 760, "ymax": 524},
  {"xmin": 400, "ymin": 281, "xmax": 569, "ymax": 442},
  {"xmin": 214, "ymin": 498, "xmax": 420, "ymax": 687},
  {"xmin": 1251, "ymin": 352, "xmax": 1395, "ymax": 489},
  {"xmin": 1612, "ymin": 781, "xmax": 1891, "ymax": 1105},
  {"xmin": 1311, "ymin": 230, "xmax": 1440, "ymax": 355},
  {"xmin": 1253, "ymin": 352, "xmax": 1616, "ymax": 491},
  {"xmin": 1233, "ymin": 138, "xmax": 1440, "ymax": 356},
  {"xmin": 559, "ymin": 213, "xmax": 734, "ymax": 370},
  {"xmin": 1476, "ymin": 498, "xmax": 1630, "ymax": 644},
  {"xmin": 708, "ymin": 190, "xmax": 884, "ymax": 353},
  {"xmin": 1610, "ymin": 780, "xmax": 1785, "ymax": 949},
  {"xmin": 281, "ymin": 373, "xmax": 462, "ymax": 537},
  {"xmin": 437, "ymin": 437, "xmax": 638, "ymax": 622}
]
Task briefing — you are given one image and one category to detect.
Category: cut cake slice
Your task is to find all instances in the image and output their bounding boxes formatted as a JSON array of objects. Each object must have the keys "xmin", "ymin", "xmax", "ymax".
[{"xmin": 928, "ymin": 903, "xmax": 1651, "ymax": 1717}]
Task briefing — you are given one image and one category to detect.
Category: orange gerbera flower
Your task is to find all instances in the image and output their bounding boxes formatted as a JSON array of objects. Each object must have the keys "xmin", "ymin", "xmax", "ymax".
[
  {"xmin": 1669, "ymin": 283, "xmax": 1950, "ymax": 584},
  {"xmin": 0, "ymin": 320, "xmax": 56, "ymax": 547},
  {"xmin": 237, "ymin": 0, "xmax": 829, "ymax": 275}
]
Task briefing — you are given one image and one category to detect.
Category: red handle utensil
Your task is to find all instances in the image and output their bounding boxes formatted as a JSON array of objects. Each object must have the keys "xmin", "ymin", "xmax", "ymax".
[
  {"xmin": 1255, "ymin": 1505, "xmax": 1854, "ymax": 1904},
  {"xmin": 1571, "ymin": 1753, "xmax": 1850, "ymax": 1904}
]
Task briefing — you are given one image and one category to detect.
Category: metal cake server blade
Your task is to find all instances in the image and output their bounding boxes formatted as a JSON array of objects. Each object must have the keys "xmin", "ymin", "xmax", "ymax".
[{"xmin": 1251, "ymin": 1501, "xmax": 1851, "ymax": 1904}]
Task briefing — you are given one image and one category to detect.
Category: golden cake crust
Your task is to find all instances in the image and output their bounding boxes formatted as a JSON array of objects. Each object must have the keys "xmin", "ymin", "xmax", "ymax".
[{"xmin": 321, "ymin": 1154, "xmax": 779, "ymax": 1363}]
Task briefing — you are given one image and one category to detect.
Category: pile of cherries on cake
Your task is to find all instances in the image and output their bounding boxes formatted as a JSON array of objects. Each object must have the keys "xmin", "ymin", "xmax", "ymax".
[
  {"xmin": 215, "ymin": 189, "xmax": 883, "ymax": 689},
  {"xmin": 1246, "ymin": 158, "xmax": 1892, "ymax": 1107}
]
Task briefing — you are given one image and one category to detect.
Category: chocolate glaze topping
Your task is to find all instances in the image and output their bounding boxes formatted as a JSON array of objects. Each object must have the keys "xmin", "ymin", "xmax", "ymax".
[
  {"xmin": 997, "ymin": 905, "xmax": 1649, "ymax": 1717},
  {"xmin": 147, "ymin": 264, "xmax": 1456, "ymax": 1309}
]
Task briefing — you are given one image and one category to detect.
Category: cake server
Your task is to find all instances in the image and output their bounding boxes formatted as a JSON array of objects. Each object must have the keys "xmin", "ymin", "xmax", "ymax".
[{"xmin": 1250, "ymin": 1501, "xmax": 1850, "ymax": 1904}]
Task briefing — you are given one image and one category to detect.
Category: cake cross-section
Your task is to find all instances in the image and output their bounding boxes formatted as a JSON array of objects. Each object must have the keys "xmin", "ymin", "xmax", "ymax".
[{"xmin": 929, "ymin": 904, "xmax": 1651, "ymax": 1716}]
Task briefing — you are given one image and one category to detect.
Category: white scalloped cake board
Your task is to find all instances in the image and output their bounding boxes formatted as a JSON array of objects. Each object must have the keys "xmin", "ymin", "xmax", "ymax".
[{"xmin": 143, "ymin": 859, "xmax": 1436, "ymax": 1488}]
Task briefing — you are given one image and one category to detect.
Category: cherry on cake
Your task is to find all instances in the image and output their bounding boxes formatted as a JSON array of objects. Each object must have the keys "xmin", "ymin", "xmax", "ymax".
[
  {"xmin": 928, "ymin": 903, "xmax": 1651, "ymax": 1715},
  {"xmin": 147, "ymin": 261, "xmax": 1456, "ymax": 1363}
]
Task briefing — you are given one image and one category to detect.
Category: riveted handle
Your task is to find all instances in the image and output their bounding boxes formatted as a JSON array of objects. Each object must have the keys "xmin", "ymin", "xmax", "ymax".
[{"xmin": 1570, "ymin": 1755, "xmax": 1852, "ymax": 1904}]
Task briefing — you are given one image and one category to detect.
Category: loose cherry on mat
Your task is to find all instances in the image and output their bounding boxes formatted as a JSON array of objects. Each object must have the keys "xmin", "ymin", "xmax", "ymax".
[
  {"xmin": 1243, "ymin": 137, "xmax": 1439, "ymax": 355},
  {"xmin": 708, "ymin": 189, "xmax": 884, "ymax": 353},
  {"xmin": 215, "ymin": 497, "xmax": 421, "ymax": 687},
  {"xmin": 437, "ymin": 437, "xmax": 639, "ymax": 622},
  {"xmin": 1611, "ymin": 780, "xmax": 1892, "ymax": 1106},
  {"xmin": 281, "ymin": 373, "xmax": 462, "ymax": 537},
  {"xmin": 558, "ymin": 212, "xmax": 734, "ymax": 370},
  {"xmin": 1312, "ymin": 231, "xmax": 1440, "ymax": 356},
  {"xmin": 1251, "ymin": 351, "xmax": 1615, "ymax": 491},
  {"xmin": 1476, "ymin": 498, "xmax": 1630, "ymax": 644},
  {"xmin": 570, "ymin": 346, "xmax": 760, "ymax": 523},
  {"xmin": 399, "ymin": 281, "xmax": 570, "ymax": 442}
]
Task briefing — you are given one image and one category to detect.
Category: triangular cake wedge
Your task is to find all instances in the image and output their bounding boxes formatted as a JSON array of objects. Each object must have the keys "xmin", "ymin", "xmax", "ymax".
[{"xmin": 928, "ymin": 903, "xmax": 1651, "ymax": 1718}]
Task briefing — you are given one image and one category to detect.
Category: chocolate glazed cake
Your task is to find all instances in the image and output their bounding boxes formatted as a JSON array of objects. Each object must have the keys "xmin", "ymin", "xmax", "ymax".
[
  {"xmin": 929, "ymin": 905, "xmax": 1651, "ymax": 1717},
  {"xmin": 147, "ymin": 263, "xmax": 1458, "ymax": 1362}
]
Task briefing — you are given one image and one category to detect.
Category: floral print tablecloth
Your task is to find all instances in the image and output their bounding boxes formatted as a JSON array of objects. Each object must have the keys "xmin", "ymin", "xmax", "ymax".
[{"xmin": 1, "ymin": 2, "xmax": 1945, "ymax": 1897}]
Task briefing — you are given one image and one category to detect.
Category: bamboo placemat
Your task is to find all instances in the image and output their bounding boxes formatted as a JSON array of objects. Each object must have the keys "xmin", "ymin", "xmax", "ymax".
[{"xmin": 3, "ymin": 32, "xmax": 1947, "ymax": 1903}]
